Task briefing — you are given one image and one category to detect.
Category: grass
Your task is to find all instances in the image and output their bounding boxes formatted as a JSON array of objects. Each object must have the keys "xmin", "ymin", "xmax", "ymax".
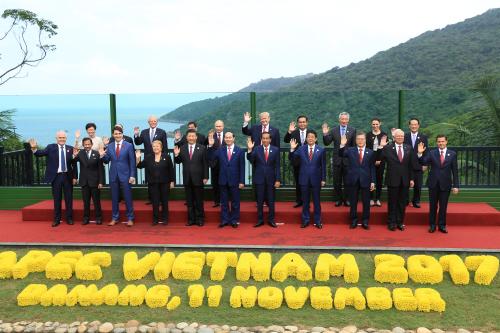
[{"xmin": 0, "ymin": 247, "xmax": 498, "ymax": 331}]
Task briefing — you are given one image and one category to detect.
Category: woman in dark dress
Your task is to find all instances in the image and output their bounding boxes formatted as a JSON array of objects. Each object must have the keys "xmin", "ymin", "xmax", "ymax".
[
  {"xmin": 366, "ymin": 118, "xmax": 387, "ymax": 207},
  {"xmin": 136, "ymin": 140, "xmax": 174, "ymax": 225}
]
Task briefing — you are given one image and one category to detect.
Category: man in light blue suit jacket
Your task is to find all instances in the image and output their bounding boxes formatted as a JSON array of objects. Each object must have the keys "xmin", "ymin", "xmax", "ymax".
[
  {"xmin": 247, "ymin": 132, "xmax": 281, "ymax": 228},
  {"xmin": 100, "ymin": 126, "xmax": 136, "ymax": 226},
  {"xmin": 289, "ymin": 130, "xmax": 326, "ymax": 229},
  {"xmin": 207, "ymin": 131, "xmax": 245, "ymax": 228}
]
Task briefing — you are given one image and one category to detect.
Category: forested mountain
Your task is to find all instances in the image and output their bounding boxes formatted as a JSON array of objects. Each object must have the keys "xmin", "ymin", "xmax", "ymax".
[{"xmin": 162, "ymin": 9, "xmax": 500, "ymax": 146}]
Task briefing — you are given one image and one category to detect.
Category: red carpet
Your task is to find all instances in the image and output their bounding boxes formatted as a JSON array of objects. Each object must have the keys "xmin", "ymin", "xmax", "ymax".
[{"xmin": 0, "ymin": 201, "xmax": 496, "ymax": 250}]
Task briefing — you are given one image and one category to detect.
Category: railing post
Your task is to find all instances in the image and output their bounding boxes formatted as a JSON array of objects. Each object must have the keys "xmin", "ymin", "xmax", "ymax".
[
  {"xmin": 109, "ymin": 93, "xmax": 117, "ymax": 133},
  {"xmin": 0, "ymin": 146, "xmax": 4, "ymax": 186},
  {"xmin": 398, "ymin": 90, "xmax": 405, "ymax": 129},
  {"xmin": 23, "ymin": 142, "xmax": 34, "ymax": 185},
  {"xmin": 250, "ymin": 92, "xmax": 256, "ymax": 126}
]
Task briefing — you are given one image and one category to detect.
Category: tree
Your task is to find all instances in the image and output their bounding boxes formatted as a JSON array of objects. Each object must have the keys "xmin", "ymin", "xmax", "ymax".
[
  {"xmin": 0, "ymin": 9, "xmax": 58, "ymax": 86},
  {"xmin": 473, "ymin": 76, "xmax": 500, "ymax": 144},
  {"xmin": 0, "ymin": 109, "xmax": 23, "ymax": 151}
]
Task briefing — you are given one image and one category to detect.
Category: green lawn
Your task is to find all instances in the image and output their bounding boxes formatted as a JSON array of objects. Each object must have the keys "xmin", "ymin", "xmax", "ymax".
[{"xmin": 0, "ymin": 247, "xmax": 498, "ymax": 331}]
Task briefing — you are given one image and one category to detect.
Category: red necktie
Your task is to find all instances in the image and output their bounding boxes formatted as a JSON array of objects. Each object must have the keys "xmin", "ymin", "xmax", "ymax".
[
  {"xmin": 264, "ymin": 147, "xmax": 269, "ymax": 162},
  {"xmin": 309, "ymin": 147, "xmax": 313, "ymax": 161},
  {"xmin": 217, "ymin": 132, "xmax": 221, "ymax": 144},
  {"xmin": 189, "ymin": 145, "xmax": 193, "ymax": 160},
  {"xmin": 359, "ymin": 148, "xmax": 363, "ymax": 164},
  {"xmin": 440, "ymin": 150, "xmax": 445, "ymax": 166},
  {"xmin": 116, "ymin": 143, "xmax": 120, "ymax": 158},
  {"xmin": 227, "ymin": 147, "xmax": 232, "ymax": 161},
  {"xmin": 397, "ymin": 145, "xmax": 403, "ymax": 163}
]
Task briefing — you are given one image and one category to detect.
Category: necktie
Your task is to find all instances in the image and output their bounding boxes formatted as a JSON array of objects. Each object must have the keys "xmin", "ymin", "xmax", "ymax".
[
  {"xmin": 341, "ymin": 127, "xmax": 345, "ymax": 136},
  {"xmin": 88, "ymin": 151, "xmax": 91, "ymax": 160},
  {"xmin": 440, "ymin": 150, "xmax": 445, "ymax": 166},
  {"xmin": 397, "ymin": 145, "xmax": 403, "ymax": 162},
  {"xmin": 217, "ymin": 132, "xmax": 221, "ymax": 144},
  {"xmin": 264, "ymin": 147, "xmax": 269, "ymax": 162},
  {"xmin": 359, "ymin": 148, "xmax": 363, "ymax": 164},
  {"xmin": 262, "ymin": 126, "xmax": 267, "ymax": 133},
  {"xmin": 309, "ymin": 147, "xmax": 313, "ymax": 161},
  {"xmin": 60, "ymin": 145, "xmax": 67, "ymax": 172},
  {"xmin": 116, "ymin": 143, "xmax": 121, "ymax": 158},
  {"xmin": 189, "ymin": 145, "xmax": 193, "ymax": 160},
  {"xmin": 300, "ymin": 131, "xmax": 304, "ymax": 145},
  {"xmin": 227, "ymin": 147, "xmax": 232, "ymax": 161},
  {"xmin": 150, "ymin": 128, "xmax": 155, "ymax": 143},
  {"xmin": 412, "ymin": 134, "xmax": 416, "ymax": 148}
]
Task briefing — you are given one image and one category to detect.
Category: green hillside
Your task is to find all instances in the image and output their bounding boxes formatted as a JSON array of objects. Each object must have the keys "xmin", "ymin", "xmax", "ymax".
[{"xmin": 163, "ymin": 9, "xmax": 500, "ymax": 146}]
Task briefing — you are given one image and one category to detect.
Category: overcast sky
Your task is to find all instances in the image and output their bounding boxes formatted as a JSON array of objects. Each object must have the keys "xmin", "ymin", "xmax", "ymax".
[{"xmin": 0, "ymin": 0, "xmax": 498, "ymax": 95}]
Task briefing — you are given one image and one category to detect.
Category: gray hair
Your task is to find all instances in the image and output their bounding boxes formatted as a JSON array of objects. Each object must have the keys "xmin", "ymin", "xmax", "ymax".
[{"xmin": 338, "ymin": 112, "xmax": 350, "ymax": 119}]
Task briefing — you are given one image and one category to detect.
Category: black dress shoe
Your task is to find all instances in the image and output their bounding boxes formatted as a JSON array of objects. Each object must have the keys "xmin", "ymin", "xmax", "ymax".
[
  {"xmin": 52, "ymin": 220, "xmax": 60, "ymax": 227},
  {"xmin": 300, "ymin": 222, "xmax": 309, "ymax": 228},
  {"xmin": 344, "ymin": 201, "xmax": 350, "ymax": 207},
  {"xmin": 231, "ymin": 223, "xmax": 238, "ymax": 228},
  {"xmin": 268, "ymin": 221, "xmax": 277, "ymax": 228},
  {"xmin": 152, "ymin": 220, "xmax": 159, "ymax": 226},
  {"xmin": 349, "ymin": 221, "xmax": 357, "ymax": 229},
  {"xmin": 438, "ymin": 226, "xmax": 448, "ymax": 233},
  {"xmin": 397, "ymin": 224, "xmax": 405, "ymax": 231},
  {"xmin": 388, "ymin": 224, "xmax": 396, "ymax": 231},
  {"xmin": 197, "ymin": 221, "xmax": 204, "ymax": 227},
  {"xmin": 413, "ymin": 202, "xmax": 421, "ymax": 208},
  {"xmin": 362, "ymin": 223, "xmax": 370, "ymax": 230},
  {"xmin": 212, "ymin": 203, "xmax": 220, "ymax": 208},
  {"xmin": 218, "ymin": 223, "xmax": 226, "ymax": 228},
  {"xmin": 186, "ymin": 221, "xmax": 196, "ymax": 226},
  {"xmin": 315, "ymin": 223, "xmax": 323, "ymax": 229},
  {"xmin": 429, "ymin": 225, "xmax": 436, "ymax": 233},
  {"xmin": 82, "ymin": 220, "xmax": 90, "ymax": 226},
  {"xmin": 67, "ymin": 219, "xmax": 74, "ymax": 225},
  {"xmin": 254, "ymin": 221, "xmax": 264, "ymax": 228},
  {"xmin": 162, "ymin": 220, "xmax": 168, "ymax": 226},
  {"xmin": 335, "ymin": 201, "xmax": 342, "ymax": 207},
  {"xmin": 293, "ymin": 202, "xmax": 303, "ymax": 208},
  {"xmin": 96, "ymin": 219, "xmax": 102, "ymax": 225}
]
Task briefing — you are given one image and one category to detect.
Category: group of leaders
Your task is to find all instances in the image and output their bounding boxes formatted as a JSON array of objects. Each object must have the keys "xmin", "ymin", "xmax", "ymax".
[{"xmin": 28, "ymin": 111, "xmax": 459, "ymax": 234}]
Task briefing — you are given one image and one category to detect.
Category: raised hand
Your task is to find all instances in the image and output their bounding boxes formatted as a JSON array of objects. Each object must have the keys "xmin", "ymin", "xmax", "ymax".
[
  {"xmin": 174, "ymin": 130, "xmax": 182, "ymax": 141},
  {"xmin": 322, "ymin": 122, "xmax": 330, "ymax": 135},
  {"xmin": 379, "ymin": 135, "xmax": 388, "ymax": 147},
  {"xmin": 247, "ymin": 137, "xmax": 254, "ymax": 150},
  {"xmin": 75, "ymin": 129, "xmax": 81, "ymax": 139},
  {"xmin": 290, "ymin": 138, "xmax": 298, "ymax": 150},
  {"xmin": 243, "ymin": 112, "xmax": 251, "ymax": 123},
  {"xmin": 173, "ymin": 145, "xmax": 180, "ymax": 156},
  {"xmin": 102, "ymin": 136, "xmax": 110, "ymax": 145},
  {"xmin": 390, "ymin": 128, "xmax": 396, "ymax": 138},
  {"xmin": 417, "ymin": 142, "xmax": 426, "ymax": 154},
  {"xmin": 135, "ymin": 149, "xmax": 142, "ymax": 159},
  {"xmin": 133, "ymin": 126, "xmax": 140, "ymax": 136},
  {"xmin": 288, "ymin": 121, "xmax": 296, "ymax": 133},
  {"xmin": 28, "ymin": 138, "xmax": 38, "ymax": 151},
  {"xmin": 73, "ymin": 146, "xmax": 79, "ymax": 156},
  {"xmin": 207, "ymin": 133, "xmax": 215, "ymax": 146},
  {"xmin": 98, "ymin": 144, "xmax": 106, "ymax": 157},
  {"xmin": 340, "ymin": 135, "xmax": 347, "ymax": 146}
]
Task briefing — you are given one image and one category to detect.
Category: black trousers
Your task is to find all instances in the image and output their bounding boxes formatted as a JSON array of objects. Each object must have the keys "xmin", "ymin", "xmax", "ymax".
[
  {"xmin": 210, "ymin": 165, "xmax": 220, "ymax": 204},
  {"xmin": 51, "ymin": 173, "xmax": 73, "ymax": 222},
  {"xmin": 409, "ymin": 170, "xmax": 423, "ymax": 204},
  {"xmin": 428, "ymin": 186, "xmax": 450, "ymax": 227},
  {"xmin": 387, "ymin": 185, "xmax": 409, "ymax": 226},
  {"xmin": 292, "ymin": 165, "xmax": 302, "ymax": 204},
  {"xmin": 81, "ymin": 185, "xmax": 102, "ymax": 221},
  {"xmin": 149, "ymin": 182, "xmax": 170, "ymax": 222},
  {"xmin": 371, "ymin": 162, "xmax": 385, "ymax": 201},
  {"xmin": 332, "ymin": 162, "xmax": 347, "ymax": 202},
  {"xmin": 256, "ymin": 183, "xmax": 276, "ymax": 223},
  {"xmin": 185, "ymin": 179, "xmax": 204, "ymax": 224},
  {"xmin": 348, "ymin": 182, "xmax": 371, "ymax": 224}
]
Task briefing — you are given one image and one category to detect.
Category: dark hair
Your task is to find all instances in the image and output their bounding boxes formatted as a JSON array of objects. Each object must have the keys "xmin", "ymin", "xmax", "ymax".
[
  {"xmin": 356, "ymin": 131, "xmax": 366, "ymax": 138},
  {"xmin": 371, "ymin": 118, "xmax": 381, "ymax": 123},
  {"xmin": 306, "ymin": 129, "xmax": 317, "ymax": 138},
  {"xmin": 187, "ymin": 121, "xmax": 198, "ymax": 128},
  {"xmin": 436, "ymin": 134, "xmax": 448, "ymax": 140},
  {"xmin": 186, "ymin": 129, "xmax": 197, "ymax": 136},
  {"xmin": 409, "ymin": 117, "xmax": 420, "ymax": 125},
  {"xmin": 113, "ymin": 126, "xmax": 123, "ymax": 133},
  {"xmin": 261, "ymin": 131, "xmax": 272, "ymax": 139},
  {"xmin": 82, "ymin": 137, "xmax": 93, "ymax": 145},
  {"xmin": 85, "ymin": 122, "xmax": 97, "ymax": 130},
  {"xmin": 296, "ymin": 115, "xmax": 308, "ymax": 122}
]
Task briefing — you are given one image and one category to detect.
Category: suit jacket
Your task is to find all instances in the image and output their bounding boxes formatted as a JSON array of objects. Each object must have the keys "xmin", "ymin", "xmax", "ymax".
[
  {"xmin": 341, "ymin": 147, "xmax": 376, "ymax": 188},
  {"xmin": 34, "ymin": 144, "xmax": 77, "ymax": 183},
  {"xmin": 208, "ymin": 145, "xmax": 245, "ymax": 186},
  {"xmin": 137, "ymin": 153, "xmax": 175, "ymax": 184},
  {"xmin": 174, "ymin": 143, "xmax": 209, "ymax": 186},
  {"xmin": 289, "ymin": 144, "xmax": 326, "ymax": 187},
  {"xmin": 323, "ymin": 125, "xmax": 356, "ymax": 165},
  {"xmin": 74, "ymin": 149, "xmax": 104, "ymax": 187},
  {"xmin": 378, "ymin": 142, "xmax": 418, "ymax": 187},
  {"xmin": 366, "ymin": 131, "xmax": 387, "ymax": 152},
  {"xmin": 247, "ymin": 145, "xmax": 281, "ymax": 185},
  {"xmin": 102, "ymin": 141, "xmax": 137, "ymax": 182},
  {"xmin": 404, "ymin": 132, "xmax": 428, "ymax": 172},
  {"xmin": 420, "ymin": 148, "xmax": 459, "ymax": 190},
  {"xmin": 284, "ymin": 128, "xmax": 309, "ymax": 147},
  {"xmin": 134, "ymin": 127, "xmax": 168, "ymax": 154},
  {"xmin": 242, "ymin": 124, "xmax": 280, "ymax": 148}
]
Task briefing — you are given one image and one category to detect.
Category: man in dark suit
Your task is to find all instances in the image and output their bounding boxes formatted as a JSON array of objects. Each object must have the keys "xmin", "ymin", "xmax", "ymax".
[
  {"xmin": 284, "ymin": 115, "xmax": 308, "ymax": 208},
  {"xmin": 174, "ymin": 129, "xmax": 209, "ymax": 226},
  {"xmin": 289, "ymin": 130, "xmax": 326, "ymax": 229},
  {"xmin": 404, "ymin": 117, "xmax": 428, "ymax": 208},
  {"xmin": 378, "ymin": 129, "xmax": 418, "ymax": 231},
  {"xmin": 341, "ymin": 131, "xmax": 376, "ymax": 230},
  {"xmin": 417, "ymin": 135, "xmax": 459, "ymax": 233},
  {"xmin": 208, "ymin": 131, "xmax": 245, "ymax": 228},
  {"xmin": 322, "ymin": 112, "xmax": 356, "ymax": 207},
  {"xmin": 100, "ymin": 126, "xmax": 136, "ymax": 227},
  {"xmin": 73, "ymin": 137, "xmax": 104, "ymax": 225},
  {"xmin": 242, "ymin": 111, "xmax": 280, "ymax": 148},
  {"xmin": 29, "ymin": 131, "xmax": 77, "ymax": 227},
  {"xmin": 247, "ymin": 132, "xmax": 281, "ymax": 228},
  {"xmin": 174, "ymin": 121, "xmax": 207, "ymax": 147},
  {"xmin": 133, "ymin": 115, "xmax": 168, "ymax": 154},
  {"xmin": 205, "ymin": 120, "xmax": 225, "ymax": 207}
]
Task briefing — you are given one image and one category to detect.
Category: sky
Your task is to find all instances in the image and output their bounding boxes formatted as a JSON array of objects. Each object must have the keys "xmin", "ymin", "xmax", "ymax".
[{"xmin": 0, "ymin": 0, "xmax": 499, "ymax": 95}]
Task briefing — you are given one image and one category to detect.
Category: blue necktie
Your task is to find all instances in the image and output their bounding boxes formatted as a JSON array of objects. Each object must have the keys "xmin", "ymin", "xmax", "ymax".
[
  {"xmin": 60, "ymin": 145, "xmax": 67, "ymax": 172},
  {"xmin": 341, "ymin": 127, "xmax": 345, "ymax": 136}
]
